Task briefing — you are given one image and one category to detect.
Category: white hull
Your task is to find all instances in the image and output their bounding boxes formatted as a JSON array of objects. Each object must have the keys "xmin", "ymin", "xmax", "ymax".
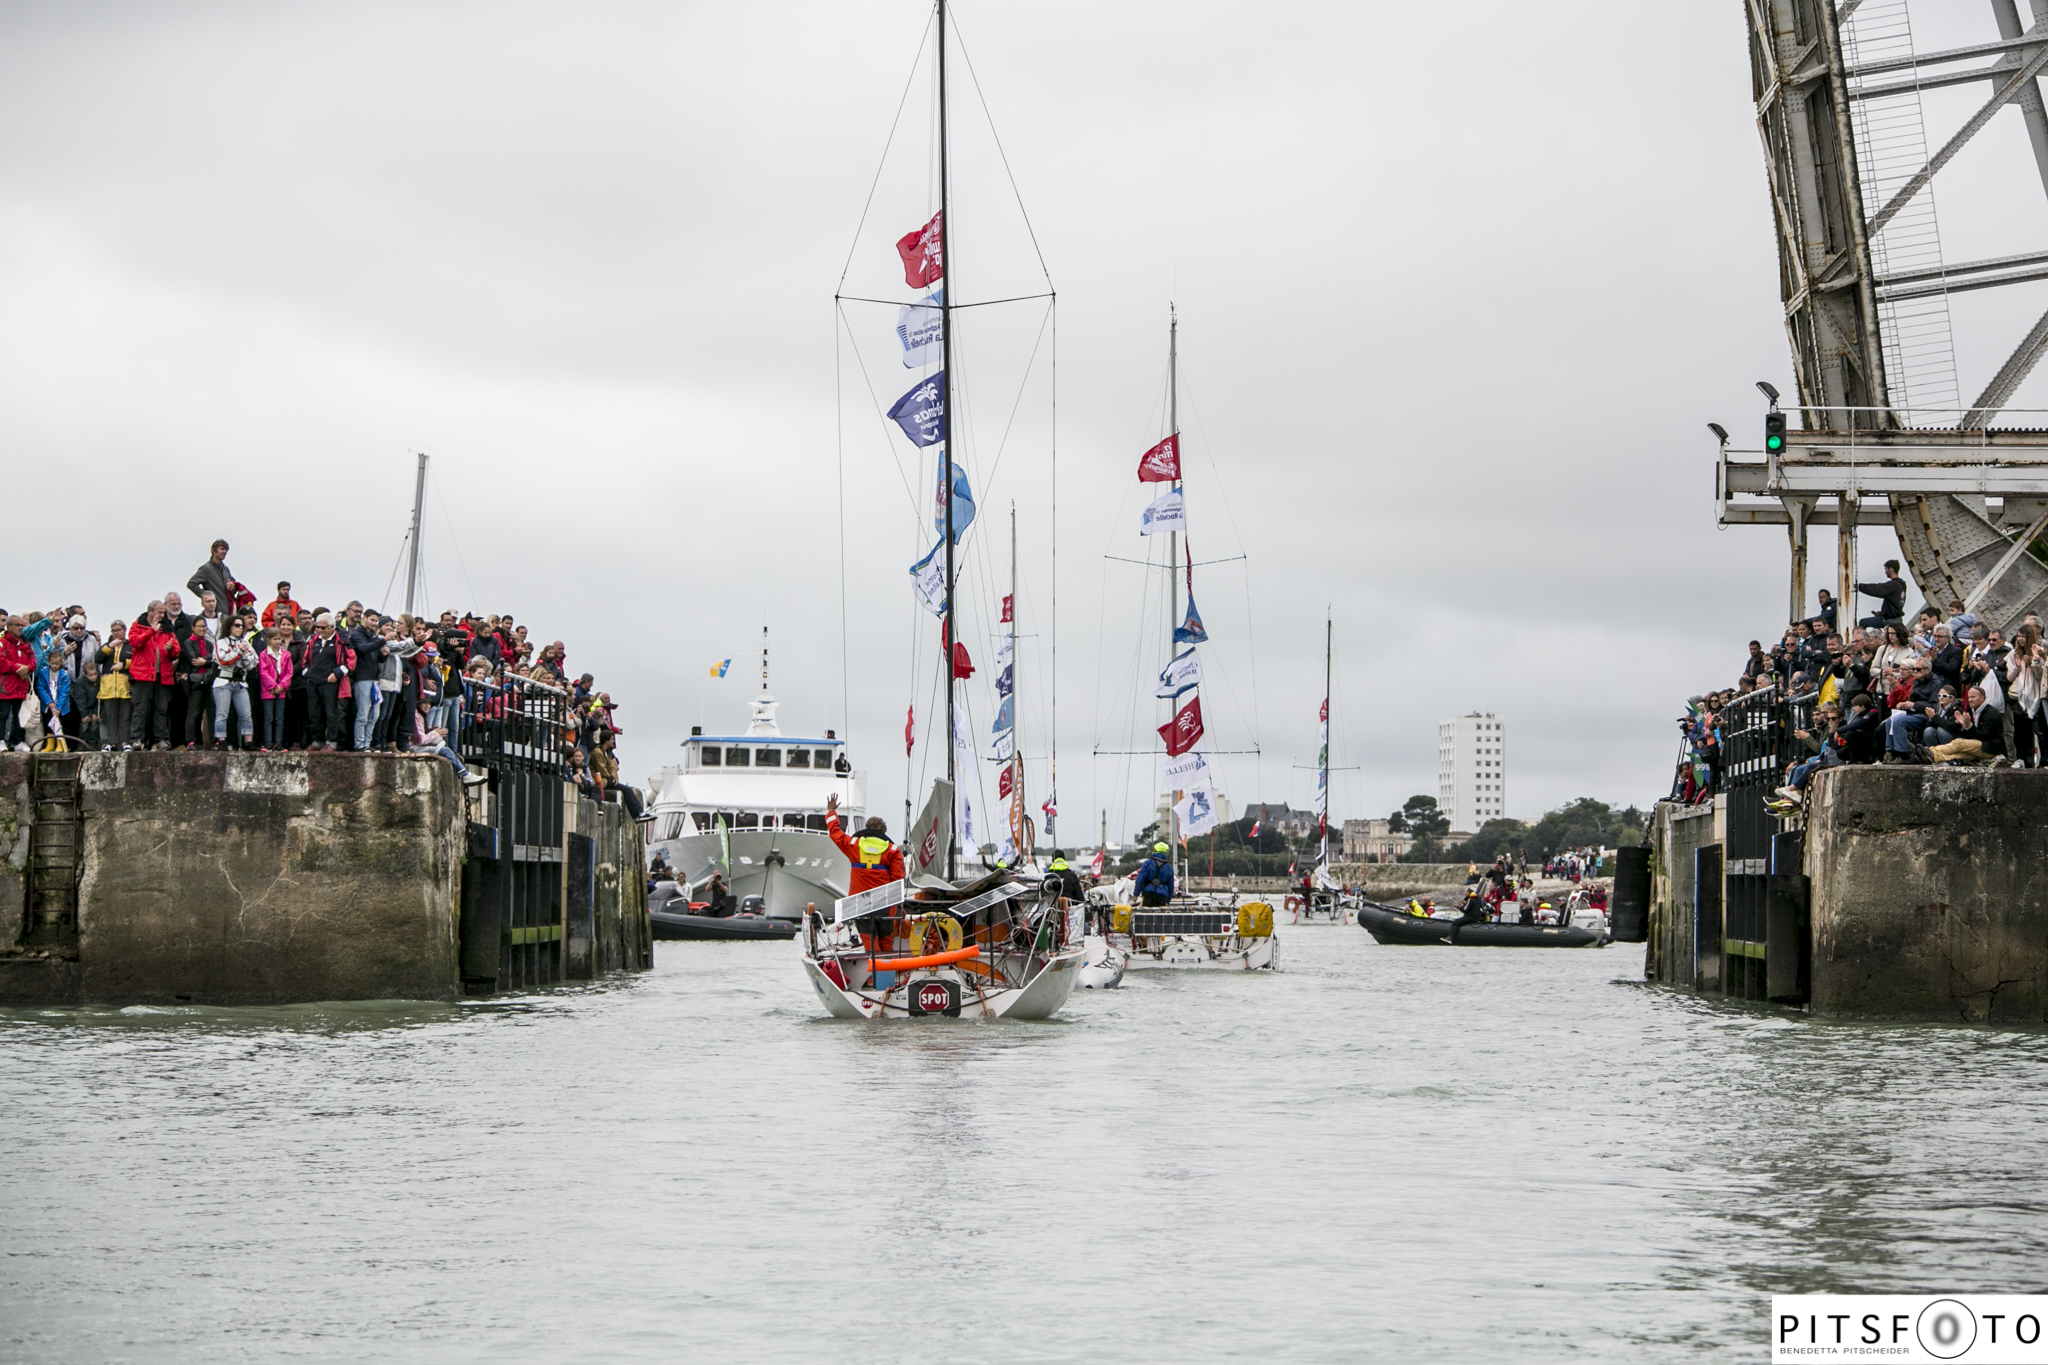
[
  {"xmin": 649, "ymin": 829, "xmax": 846, "ymax": 920},
  {"xmin": 1077, "ymin": 934, "xmax": 1128, "ymax": 989},
  {"xmin": 1116, "ymin": 932, "xmax": 1279, "ymax": 971},
  {"xmin": 801, "ymin": 947, "xmax": 1083, "ymax": 1020}
]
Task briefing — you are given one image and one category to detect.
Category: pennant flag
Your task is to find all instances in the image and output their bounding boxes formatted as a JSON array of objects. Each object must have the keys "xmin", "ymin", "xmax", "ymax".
[
  {"xmin": 934, "ymin": 459, "xmax": 976, "ymax": 541},
  {"xmin": 1137, "ymin": 433, "xmax": 1181, "ymax": 483},
  {"xmin": 708, "ymin": 658, "xmax": 731, "ymax": 678},
  {"xmin": 1174, "ymin": 593, "xmax": 1208, "ymax": 644},
  {"xmin": 905, "ymin": 704, "xmax": 916, "ymax": 757},
  {"xmin": 1175, "ymin": 783, "xmax": 1222, "ymax": 840},
  {"xmin": 1155, "ymin": 647, "xmax": 1200, "ymax": 699},
  {"xmin": 896, "ymin": 211, "xmax": 944, "ymax": 288},
  {"xmin": 909, "ymin": 542, "xmax": 947, "ymax": 615},
  {"xmin": 896, "ymin": 289, "xmax": 942, "ymax": 367},
  {"xmin": 991, "ymin": 694, "xmax": 1013, "ymax": 735},
  {"xmin": 952, "ymin": 639, "xmax": 975, "ymax": 679},
  {"xmin": 998, "ymin": 765, "xmax": 1014, "ymax": 800},
  {"xmin": 996, "ymin": 662, "xmax": 1013, "ymax": 698},
  {"xmin": 1089, "ymin": 847, "xmax": 1105, "ymax": 878},
  {"xmin": 1140, "ymin": 489, "xmax": 1185, "ymax": 536},
  {"xmin": 1001, "ymin": 593, "xmax": 1013, "ymax": 623},
  {"xmin": 1159, "ymin": 695, "xmax": 1205, "ymax": 756},
  {"xmin": 888, "ymin": 373, "xmax": 947, "ymax": 447}
]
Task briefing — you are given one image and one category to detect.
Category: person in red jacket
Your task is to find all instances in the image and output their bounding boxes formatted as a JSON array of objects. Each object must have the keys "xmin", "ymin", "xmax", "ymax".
[
  {"xmin": 127, "ymin": 602, "xmax": 182, "ymax": 750},
  {"xmin": 1, "ymin": 617, "xmax": 36, "ymax": 750},
  {"xmin": 824, "ymin": 792, "xmax": 904, "ymax": 892}
]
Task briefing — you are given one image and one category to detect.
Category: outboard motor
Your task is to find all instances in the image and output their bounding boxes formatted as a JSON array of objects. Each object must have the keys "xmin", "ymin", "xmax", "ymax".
[{"xmin": 740, "ymin": 894, "xmax": 767, "ymax": 918}]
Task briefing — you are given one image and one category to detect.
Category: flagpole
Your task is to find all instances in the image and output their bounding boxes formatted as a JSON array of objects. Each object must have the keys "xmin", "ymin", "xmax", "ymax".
[
  {"xmin": 1322, "ymin": 612, "xmax": 1332, "ymax": 874},
  {"xmin": 938, "ymin": 0, "xmax": 957, "ymax": 881},
  {"xmin": 1011, "ymin": 502, "xmax": 1023, "ymax": 865},
  {"xmin": 1167, "ymin": 305, "xmax": 1181, "ymax": 891}
]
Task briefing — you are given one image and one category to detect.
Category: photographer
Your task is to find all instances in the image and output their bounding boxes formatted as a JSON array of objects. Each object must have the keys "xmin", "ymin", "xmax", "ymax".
[
  {"xmin": 210, "ymin": 617, "xmax": 257, "ymax": 750},
  {"xmin": 2007, "ymin": 626, "xmax": 2046, "ymax": 767}
]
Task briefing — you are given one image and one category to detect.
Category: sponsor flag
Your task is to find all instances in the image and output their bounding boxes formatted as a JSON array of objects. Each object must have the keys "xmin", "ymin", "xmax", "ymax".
[
  {"xmin": 1159, "ymin": 696, "xmax": 1205, "ymax": 756},
  {"xmin": 952, "ymin": 708, "xmax": 979, "ymax": 850},
  {"xmin": 909, "ymin": 542, "xmax": 947, "ymax": 615},
  {"xmin": 1089, "ymin": 847, "xmax": 1105, "ymax": 878},
  {"xmin": 998, "ymin": 764, "xmax": 1014, "ymax": 800},
  {"xmin": 991, "ymin": 728, "xmax": 1014, "ymax": 762},
  {"xmin": 1137, "ymin": 433, "xmax": 1181, "ymax": 483},
  {"xmin": 1161, "ymin": 747, "xmax": 1207, "ymax": 786},
  {"xmin": 1175, "ymin": 783, "xmax": 1222, "ymax": 840},
  {"xmin": 991, "ymin": 695, "xmax": 1013, "ymax": 735},
  {"xmin": 905, "ymin": 704, "xmax": 915, "ymax": 757},
  {"xmin": 1001, "ymin": 593, "xmax": 1013, "ymax": 623},
  {"xmin": 1140, "ymin": 489, "xmax": 1185, "ymax": 536},
  {"xmin": 996, "ymin": 662, "xmax": 1013, "ymax": 698},
  {"xmin": 934, "ymin": 459, "xmax": 976, "ymax": 540},
  {"xmin": 908, "ymin": 778, "xmax": 953, "ymax": 882},
  {"xmin": 896, "ymin": 211, "xmax": 944, "ymax": 288},
  {"xmin": 896, "ymin": 289, "xmax": 942, "ymax": 367},
  {"xmin": 1155, "ymin": 647, "xmax": 1200, "ymax": 699},
  {"xmin": 1174, "ymin": 592, "xmax": 1208, "ymax": 644},
  {"xmin": 708, "ymin": 658, "xmax": 731, "ymax": 678},
  {"xmin": 887, "ymin": 373, "xmax": 947, "ymax": 447}
]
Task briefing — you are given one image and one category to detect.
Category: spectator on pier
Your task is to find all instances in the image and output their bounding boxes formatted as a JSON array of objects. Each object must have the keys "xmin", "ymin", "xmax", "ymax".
[
  {"xmin": 127, "ymin": 604, "xmax": 180, "ymax": 750},
  {"xmin": 2008, "ymin": 627, "xmax": 2047, "ymax": 767},
  {"xmin": 1815, "ymin": 588, "xmax": 1838, "ymax": 632},
  {"xmin": 174, "ymin": 624, "xmax": 214, "ymax": 749},
  {"xmin": 1774, "ymin": 704, "xmax": 1842, "ymax": 805},
  {"xmin": 1928, "ymin": 687, "xmax": 2006, "ymax": 766},
  {"xmin": 186, "ymin": 539, "xmax": 249, "ymax": 618},
  {"xmin": 1857, "ymin": 559, "xmax": 1908, "ymax": 629},
  {"xmin": 257, "ymin": 628, "xmax": 293, "ymax": 751},
  {"xmin": 409, "ymin": 698, "xmax": 486, "ymax": 787},
  {"xmin": 96, "ymin": 623, "xmax": 132, "ymax": 752},
  {"xmin": 1928, "ymin": 625, "xmax": 1964, "ymax": 696},
  {"xmin": 1872, "ymin": 621, "xmax": 1917, "ymax": 678},
  {"xmin": 1742, "ymin": 640, "xmax": 1770, "ymax": 682},
  {"xmin": 301, "ymin": 613, "xmax": 348, "ymax": 751},
  {"xmin": 260, "ymin": 582, "xmax": 301, "ymax": 629},
  {"xmin": 211, "ymin": 618, "xmax": 257, "ymax": 750},
  {"xmin": 347, "ymin": 611, "xmax": 388, "ymax": 751}
]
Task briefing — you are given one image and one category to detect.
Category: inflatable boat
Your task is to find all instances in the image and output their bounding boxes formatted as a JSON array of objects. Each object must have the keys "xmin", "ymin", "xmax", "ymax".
[
  {"xmin": 649, "ymin": 886, "xmax": 802, "ymax": 941},
  {"xmin": 1355, "ymin": 901, "xmax": 1603, "ymax": 949}
]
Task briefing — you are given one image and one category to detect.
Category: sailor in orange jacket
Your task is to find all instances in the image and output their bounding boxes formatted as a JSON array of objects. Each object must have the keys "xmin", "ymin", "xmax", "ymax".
[{"xmin": 824, "ymin": 792, "xmax": 905, "ymax": 893}]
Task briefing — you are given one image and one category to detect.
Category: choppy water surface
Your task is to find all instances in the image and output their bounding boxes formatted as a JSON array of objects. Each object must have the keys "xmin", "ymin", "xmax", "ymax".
[{"xmin": 4, "ymin": 928, "xmax": 2047, "ymax": 1363}]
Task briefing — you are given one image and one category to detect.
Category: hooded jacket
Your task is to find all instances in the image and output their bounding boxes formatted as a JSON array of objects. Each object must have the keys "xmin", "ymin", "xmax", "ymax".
[{"xmin": 127, "ymin": 620, "xmax": 181, "ymax": 686}]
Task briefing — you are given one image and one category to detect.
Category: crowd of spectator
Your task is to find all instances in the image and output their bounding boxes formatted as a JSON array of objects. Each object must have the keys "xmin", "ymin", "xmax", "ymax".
[
  {"xmin": 1672, "ymin": 556, "xmax": 2038, "ymax": 809},
  {"xmin": 1, "ymin": 538, "xmax": 646, "ymax": 818}
]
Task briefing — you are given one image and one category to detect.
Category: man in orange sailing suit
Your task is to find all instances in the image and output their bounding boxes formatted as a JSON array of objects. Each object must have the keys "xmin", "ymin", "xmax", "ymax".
[{"xmin": 825, "ymin": 793, "xmax": 906, "ymax": 946}]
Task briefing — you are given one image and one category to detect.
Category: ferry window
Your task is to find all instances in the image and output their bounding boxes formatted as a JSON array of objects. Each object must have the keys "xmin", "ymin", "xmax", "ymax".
[
  {"xmin": 805, "ymin": 813, "xmax": 828, "ymax": 831},
  {"xmin": 724, "ymin": 747, "xmax": 749, "ymax": 766},
  {"xmin": 756, "ymin": 748, "xmax": 780, "ymax": 768},
  {"xmin": 814, "ymin": 749, "xmax": 833, "ymax": 768},
  {"xmin": 734, "ymin": 812, "xmax": 759, "ymax": 829},
  {"xmin": 714, "ymin": 810, "xmax": 737, "ymax": 829},
  {"xmin": 701, "ymin": 745, "xmax": 721, "ymax": 766},
  {"xmin": 692, "ymin": 812, "xmax": 711, "ymax": 832},
  {"xmin": 786, "ymin": 748, "xmax": 810, "ymax": 769}
]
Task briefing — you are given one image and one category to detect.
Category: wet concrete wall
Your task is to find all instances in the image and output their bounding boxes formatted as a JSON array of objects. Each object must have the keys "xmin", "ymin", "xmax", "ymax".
[
  {"xmin": 1804, "ymin": 766, "xmax": 2048, "ymax": 1023},
  {"xmin": 0, "ymin": 752, "xmax": 466, "ymax": 1006}
]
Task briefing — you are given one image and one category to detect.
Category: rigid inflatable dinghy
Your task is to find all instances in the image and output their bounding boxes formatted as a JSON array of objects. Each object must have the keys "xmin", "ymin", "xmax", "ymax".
[{"xmin": 1355, "ymin": 901, "xmax": 1603, "ymax": 949}]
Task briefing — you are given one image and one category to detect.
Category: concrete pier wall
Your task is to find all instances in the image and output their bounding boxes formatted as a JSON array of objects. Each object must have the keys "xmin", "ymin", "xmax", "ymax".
[{"xmin": 1645, "ymin": 769, "xmax": 2048, "ymax": 1022}]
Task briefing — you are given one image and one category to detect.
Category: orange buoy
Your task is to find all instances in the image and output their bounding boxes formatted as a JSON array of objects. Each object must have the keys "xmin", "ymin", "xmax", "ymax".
[{"xmin": 872, "ymin": 945, "xmax": 981, "ymax": 972}]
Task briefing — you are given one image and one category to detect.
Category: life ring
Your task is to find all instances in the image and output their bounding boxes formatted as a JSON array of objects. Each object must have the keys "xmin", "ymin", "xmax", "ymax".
[
  {"xmin": 1283, "ymin": 895, "xmax": 1305, "ymax": 921},
  {"xmin": 901, "ymin": 912, "xmax": 963, "ymax": 957}
]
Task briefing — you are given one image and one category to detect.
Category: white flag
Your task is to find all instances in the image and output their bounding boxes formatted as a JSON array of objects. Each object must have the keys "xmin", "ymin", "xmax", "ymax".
[
  {"xmin": 952, "ymin": 708, "xmax": 979, "ymax": 853},
  {"xmin": 1140, "ymin": 490, "xmax": 1185, "ymax": 537},
  {"xmin": 996, "ymin": 634, "xmax": 1014, "ymax": 668},
  {"xmin": 910, "ymin": 542, "xmax": 947, "ymax": 615},
  {"xmin": 1160, "ymin": 747, "xmax": 1208, "ymax": 787},
  {"xmin": 990, "ymin": 728, "xmax": 1014, "ymax": 762},
  {"xmin": 1175, "ymin": 782, "xmax": 1222, "ymax": 839},
  {"xmin": 1155, "ymin": 647, "xmax": 1200, "ymax": 699},
  {"xmin": 896, "ymin": 290, "xmax": 943, "ymax": 368}
]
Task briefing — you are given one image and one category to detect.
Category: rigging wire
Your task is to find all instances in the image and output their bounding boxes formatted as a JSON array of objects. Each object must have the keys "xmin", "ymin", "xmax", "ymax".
[
  {"xmin": 946, "ymin": 13, "xmax": 1053, "ymax": 285},
  {"xmin": 837, "ymin": 302, "xmax": 926, "ymax": 521},
  {"xmin": 429, "ymin": 469, "xmax": 480, "ymax": 609},
  {"xmin": 836, "ymin": 13, "xmax": 934, "ymax": 292},
  {"xmin": 836, "ymin": 297, "xmax": 851, "ymax": 745}
]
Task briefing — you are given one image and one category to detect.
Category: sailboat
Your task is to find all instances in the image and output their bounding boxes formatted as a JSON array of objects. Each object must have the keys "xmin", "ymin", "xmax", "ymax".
[
  {"xmin": 1292, "ymin": 614, "xmax": 1354, "ymax": 924},
  {"xmin": 799, "ymin": 0, "xmax": 1084, "ymax": 1020},
  {"xmin": 1089, "ymin": 310, "xmax": 1277, "ymax": 972}
]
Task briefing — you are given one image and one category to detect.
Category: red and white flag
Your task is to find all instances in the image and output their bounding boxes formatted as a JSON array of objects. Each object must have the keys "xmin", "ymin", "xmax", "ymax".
[
  {"xmin": 998, "ymin": 765, "xmax": 1014, "ymax": 800},
  {"xmin": 1089, "ymin": 847, "xmax": 1105, "ymax": 877},
  {"xmin": 1041, "ymin": 793, "xmax": 1057, "ymax": 821},
  {"xmin": 1137, "ymin": 433, "xmax": 1181, "ymax": 483},
  {"xmin": 1249, "ymin": 819, "xmax": 1261, "ymax": 839},
  {"xmin": 905, "ymin": 704, "xmax": 915, "ymax": 757},
  {"xmin": 896, "ymin": 212, "xmax": 944, "ymax": 289},
  {"xmin": 1158, "ymin": 696, "xmax": 1205, "ymax": 757},
  {"xmin": 1001, "ymin": 594, "xmax": 1013, "ymax": 623}
]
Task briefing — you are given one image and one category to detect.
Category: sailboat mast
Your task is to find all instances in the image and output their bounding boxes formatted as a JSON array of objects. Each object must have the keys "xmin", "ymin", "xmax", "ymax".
[
  {"xmin": 938, "ymin": 0, "xmax": 957, "ymax": 880},
  {"xmin": 1321, "ymin": 614, "xmax": 1331, "ymax": 871},
  {"xmin": 1011, "ymin": 503, "xmax": 1022, "ymax": 862},
  {"xmin": 404, "ymin": 451, "xmax": 428, "ymax": 616},
  {"xmin": 1167, "ymin": 309, "xmax": 1180, "ymax": 886}
]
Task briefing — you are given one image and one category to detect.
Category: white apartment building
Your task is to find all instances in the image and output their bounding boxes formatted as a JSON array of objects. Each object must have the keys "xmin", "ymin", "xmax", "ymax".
[{"xmin": 1437, "ymin": 712, "xmax": 1506, "ymax": 832}]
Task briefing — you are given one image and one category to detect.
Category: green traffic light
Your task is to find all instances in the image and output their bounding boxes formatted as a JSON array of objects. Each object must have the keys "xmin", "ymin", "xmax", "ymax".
[
  {"xmin": 1764, "ymin": 411, "xmax": 1787, "ymax": 453},
  {"xmin": 1766, "ymin": 434, "xmax": 1784, "ymax": 452}
]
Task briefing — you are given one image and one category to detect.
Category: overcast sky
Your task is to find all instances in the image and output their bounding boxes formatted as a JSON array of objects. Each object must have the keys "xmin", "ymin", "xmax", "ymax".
[{"xmin": 4, "ymin": 1, "xmax": 2044, "ymax": 841}]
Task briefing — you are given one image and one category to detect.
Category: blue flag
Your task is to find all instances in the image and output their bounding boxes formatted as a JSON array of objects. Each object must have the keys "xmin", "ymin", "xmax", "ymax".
[
  {"xmin": 1174, "ymin": 593, "xmax": 1208, "ymax": 644},
  {"xmin": 934, "ymin": 459, "xmax": 976, "ymax": 542},
  {"xmin": 888, "ymin": 372, "xmax": 946, "ymax": 447},
  {"xmin": 990, "ymin": 695, "xmax": 1013, "ymax": 735},
  {"xmin": 996, "ymin": 662, "xmax": 1013, "ymax": 698}
]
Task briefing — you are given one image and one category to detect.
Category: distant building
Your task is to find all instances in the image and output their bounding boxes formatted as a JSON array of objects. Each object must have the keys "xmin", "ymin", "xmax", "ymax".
[
  {"xmin": 1341, "ymin": 818, "xmax": 1412, "ymax": 863},
  {"xmin": 1438, "ymin": 711, "xmax": 1507, "ymax": 833},
  {"xmin": 1244, "ymin": 802, "xmax": 1318, "ymax": 841}
]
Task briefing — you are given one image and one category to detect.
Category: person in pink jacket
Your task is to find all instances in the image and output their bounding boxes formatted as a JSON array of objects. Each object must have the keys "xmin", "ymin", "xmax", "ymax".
[{"xmin": 257, "ymin": 627, "xmax": 294, "ymax": 752}]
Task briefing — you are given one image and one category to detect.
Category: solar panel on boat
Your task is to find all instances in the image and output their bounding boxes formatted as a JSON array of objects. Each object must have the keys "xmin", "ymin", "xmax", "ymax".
[{"xmin": 1131, "ymin": 912, "xmax": 1234, "ymax": 937}]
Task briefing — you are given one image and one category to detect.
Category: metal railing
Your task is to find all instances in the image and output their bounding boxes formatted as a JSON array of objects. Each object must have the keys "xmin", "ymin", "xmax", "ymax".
[{"xmin": 455, "ymin": 673, "xmax": 570, "ymax": 779}]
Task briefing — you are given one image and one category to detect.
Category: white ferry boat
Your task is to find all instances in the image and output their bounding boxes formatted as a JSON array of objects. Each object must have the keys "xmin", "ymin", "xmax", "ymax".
[{"xmin": 645, "ymin": 691, "xmax": 866, "ymax": 921}]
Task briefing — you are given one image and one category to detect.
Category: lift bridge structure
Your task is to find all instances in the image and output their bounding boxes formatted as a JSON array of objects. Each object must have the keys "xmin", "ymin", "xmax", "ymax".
[{"xmin": 1720, "ymin": 0, "xmax": 2048, "ymax": 632}]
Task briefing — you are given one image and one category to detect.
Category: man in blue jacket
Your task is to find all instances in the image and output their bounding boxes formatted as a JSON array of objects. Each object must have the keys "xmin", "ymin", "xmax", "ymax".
[{"xmin": 1134, "ymin": 841, "xmax": 1174, "ymax": 907}]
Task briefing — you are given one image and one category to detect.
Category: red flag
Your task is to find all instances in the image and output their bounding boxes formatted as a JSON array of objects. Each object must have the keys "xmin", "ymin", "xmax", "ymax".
[
  {"xmin": 905, "ymin": 704, "xmax": 915, "ymax": 756},
  {"xmin": 1041, "ymin": 793, "xmax": 1056, "ymax": 821},
  {"xmin": 1089, "ymin": 847, "xmax": 1105, "ymax": 877},
  {"xmin": 952, "ymin": 640, "xmax": 975, "ymax": 679},
  {"xmin": 1249, "ymin": 820, "xmax": 1261, "ymax": 839},
  {"xmin": 1001, "ymin": 594, "xmax": 1013, "ymax": 624},
  {"xmin": 1137, "ymin": 433, "xmax": 1181, "ymax": 483},
  {"xmin": 998, "ymin": 765, "xmax": 1014, "ymax": 799},
  {"xmin": 896, "ymin": 212, "xmax": 944, "ymax": 289},
  {"xmin": 1158, "ymin": 696, "xmax": 1204, "ymax": 756}
]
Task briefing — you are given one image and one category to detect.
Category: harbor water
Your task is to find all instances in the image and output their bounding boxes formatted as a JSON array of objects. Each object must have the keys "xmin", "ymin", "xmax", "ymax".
[{"xmin": 5, "ymin": 926, "xmax": 2046, "ymax": 1362}]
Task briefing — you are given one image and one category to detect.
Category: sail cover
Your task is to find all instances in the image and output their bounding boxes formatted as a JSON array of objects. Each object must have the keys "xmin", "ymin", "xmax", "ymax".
[{"xmin": 907, "ymin": 778, "xmax": 954, "ymax": 887}]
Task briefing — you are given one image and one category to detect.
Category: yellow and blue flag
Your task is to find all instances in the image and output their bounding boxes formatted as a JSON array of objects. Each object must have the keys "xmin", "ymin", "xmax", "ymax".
[{"xmin": 709, "ymin": 658, "xmax": 731, "ymax": 678}]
